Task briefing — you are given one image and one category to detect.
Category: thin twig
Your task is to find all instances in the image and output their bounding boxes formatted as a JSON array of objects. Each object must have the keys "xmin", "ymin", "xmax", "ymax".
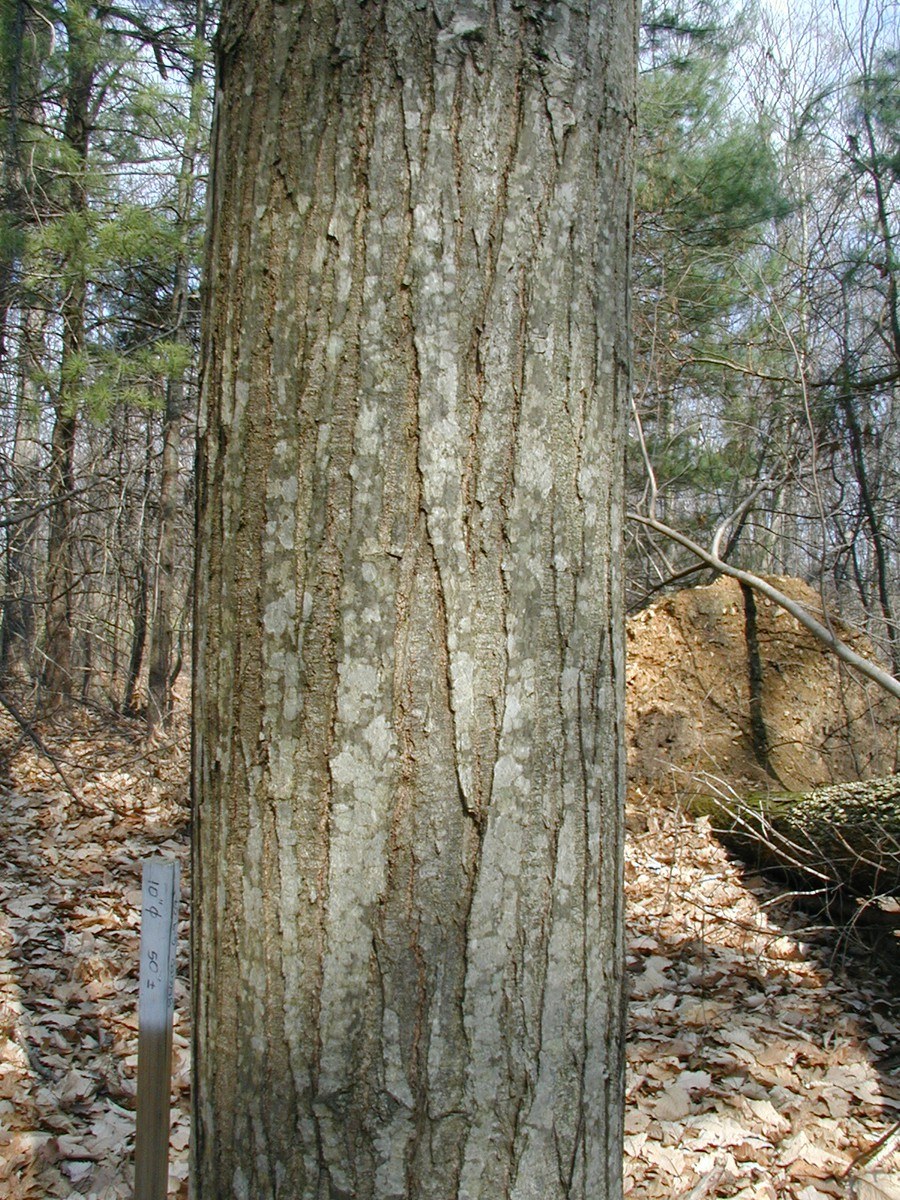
[
  {"xmin": 844, "ymin": 1119, "xmax": 900, "ymax": 1176},
  {"xmin": 675, "ymin": 1162, "xmax": 727, "ymax": 1200},
  {"xmin": 0, "ymin": 691, "xmax": 79, "ymax": 801}
]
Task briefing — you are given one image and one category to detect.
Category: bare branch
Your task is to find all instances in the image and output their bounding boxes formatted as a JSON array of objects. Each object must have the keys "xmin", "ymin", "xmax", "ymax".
[{"xmin": 628, "ymin": 510, "xmax": 900, "ymax": 702}]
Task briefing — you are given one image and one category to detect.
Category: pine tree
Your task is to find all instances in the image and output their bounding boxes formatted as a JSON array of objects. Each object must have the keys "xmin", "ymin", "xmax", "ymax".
[{"xmin": 0, "ymin": 1, "xmax": 209, "ymax": 709}]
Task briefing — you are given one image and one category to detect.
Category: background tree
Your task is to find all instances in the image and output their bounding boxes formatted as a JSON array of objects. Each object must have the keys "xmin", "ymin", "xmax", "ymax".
[
  {"xmin": 630, "ymin": 0, "xmax": 789, "ymax": 603},
  {"xmin": 192, "ymin": 0, "xmax": 636, "ymax": 1196},
  {"xmin": 0, "ymin": 0, "xmax": 210, "ymax": 714},
  {"xmin": 147, "ymin": 0, "xmax": 208, "ymax": 731},
  {"xmin": 629, "ymin": 0, "xmax": 900, "ymax": 698}
]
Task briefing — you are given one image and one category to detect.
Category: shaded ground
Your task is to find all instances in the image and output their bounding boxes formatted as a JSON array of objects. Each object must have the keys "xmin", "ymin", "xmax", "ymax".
[
  {"xmin": 0, "ymin": 710, "xmax": 191, "ymax": 1199},
  {"xmin": 625, "ymin": 800, "xmax": 900, "ymax": 1198},
  {"xmin": 1, "ymin": 577, "xmax": 900, "ymax": 1198}
]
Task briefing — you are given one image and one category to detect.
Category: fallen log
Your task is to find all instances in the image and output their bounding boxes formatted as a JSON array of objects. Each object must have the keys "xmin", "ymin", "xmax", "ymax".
[{"xmin": 692, "ymin": 774, "xmax": 900, "ymax": 899}]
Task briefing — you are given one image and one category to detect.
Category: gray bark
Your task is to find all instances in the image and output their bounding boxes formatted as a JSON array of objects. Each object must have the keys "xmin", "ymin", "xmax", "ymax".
[{"xmin": 193, "ymin": 2, "xmax": 636, "ymax": 1197}]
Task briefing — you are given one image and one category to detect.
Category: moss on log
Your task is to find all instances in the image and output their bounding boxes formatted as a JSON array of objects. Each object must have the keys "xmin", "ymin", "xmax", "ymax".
[{"xmin": 692, "ymin": 775, "xmax": 900, "ymax": 898}]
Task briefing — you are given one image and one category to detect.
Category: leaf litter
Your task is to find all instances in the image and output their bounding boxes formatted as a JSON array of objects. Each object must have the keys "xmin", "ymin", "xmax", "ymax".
[
  {"xmin": 625, "ymin": 800, "xmax": 900, "ymax": 1198},
  {"xmin": 0, "ymin": 705, "xmax": 190, "ymax": 1199},
  {"xmin": 0, "ymin": 705, "xmax": 898, "ymax": 1198}
]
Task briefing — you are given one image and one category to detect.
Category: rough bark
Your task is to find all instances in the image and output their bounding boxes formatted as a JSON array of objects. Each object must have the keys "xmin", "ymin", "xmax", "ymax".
[{"xmin": 193, "ymin": 2, "xmax": 635, "ymax": 1197}]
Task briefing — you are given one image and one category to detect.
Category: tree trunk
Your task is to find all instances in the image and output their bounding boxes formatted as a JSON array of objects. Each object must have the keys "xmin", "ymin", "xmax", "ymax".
[
  {"xmin": 838, "ymin": 381, "xmax": 899, "ymax": 677},
  {"xmin": 147, "ymin": 378, "xmax": 183, "ymax": 726},
  {"xmin": 0, "ymin": 0, "xmax": 45, "ymax": 369},
  {"xmin": 740, "ymin": 581, "xmax": 777, "ymax": 780},
  {"xmin": 41, "ymin": 27, "xmax": 93, "ymax": 707},
  {"xmin": 1, "ymin": 318, "xmax": 43, "ymax": 679},
  {"xmin": 193, "ymin": 2, "xmax": 636, "ymax": 1197},
  {"xmin": 123, "ymin": 418, "xmax": 154, "ymax": 715},
  {"xmin": 147, "ymin": 0, "xmax": 208, "ymax": 732},
  {"xmin": 42, "ymin": 404, "xmax": 77, "ymax": 702}
]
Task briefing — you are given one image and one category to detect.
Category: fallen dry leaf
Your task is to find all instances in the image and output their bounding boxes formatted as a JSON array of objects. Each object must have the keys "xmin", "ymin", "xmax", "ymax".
[
  {"xmin": 851, "ymin": 1175, "xmax": 900, "ymax": 1200},
  {"xmin": 1, "ymin": 698, "xmax": 899, "ymax": 1200}
]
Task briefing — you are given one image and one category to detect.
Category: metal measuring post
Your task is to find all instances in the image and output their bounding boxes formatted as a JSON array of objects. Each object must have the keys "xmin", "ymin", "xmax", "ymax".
[{"xmin": 134, "ymin": 858, "xmax": 180, "ymax": 1200}]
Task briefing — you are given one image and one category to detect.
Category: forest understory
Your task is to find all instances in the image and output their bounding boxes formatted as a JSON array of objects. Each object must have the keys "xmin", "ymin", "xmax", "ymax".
[
  {"xmin": 1, "ymin": 681, "xmax": 899, "ymax": 1199},
  {"xmin": 1, "ymin": 0, "xmax": 899, "ymax": 1193},
  {"xmin": 4, "ymin": 578, "xmax": 900, "ymax": 1198}
]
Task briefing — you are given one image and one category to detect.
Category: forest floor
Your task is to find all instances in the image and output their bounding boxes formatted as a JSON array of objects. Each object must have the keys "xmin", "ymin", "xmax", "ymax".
[{"xmin": 0, "ymin": 688, "xmax": 899, "ymax": 1198}]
